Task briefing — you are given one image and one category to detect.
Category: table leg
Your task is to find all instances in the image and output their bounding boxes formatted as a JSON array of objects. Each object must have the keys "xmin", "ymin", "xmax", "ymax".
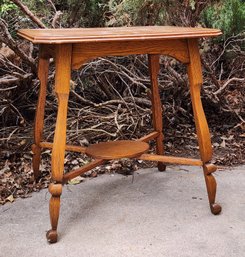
[
  {"xmin": 46, "ymin": 44, "xmax": 72, "ymax": 243},
  {"xmin": 187, "ymin": 39, "xmax": 221, "ymax": 215},
  {"xmin": 148, "ymin": 54, "xmax": 166, "ymax": 171},
  {"xmin": 32, "ymin": 46, "xmax": 50, "ymax": 180}
]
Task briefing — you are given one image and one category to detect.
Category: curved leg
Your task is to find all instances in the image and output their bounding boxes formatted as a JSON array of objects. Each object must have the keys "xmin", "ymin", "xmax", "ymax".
[
  {"xmin": 46, "ymin": 44, "xmax": 72, "ymax": 243},
  {"xmin": 32, "ymin": 46, "xmax": 50, "ymax": 180},
  {"xmin": 148, "ymin": 54, "xmax": 166, "ymax": 171},
  {"xmin": 187, "ymin": 39, "xmax": 221, "ymax": 215}
]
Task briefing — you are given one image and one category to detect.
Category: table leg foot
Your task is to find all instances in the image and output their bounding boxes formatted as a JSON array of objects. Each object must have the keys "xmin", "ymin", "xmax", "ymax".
[
  {"xmin": 47, "ymin": 183, "xmax": 62, "ymax": 243},
  {"xmin": 46, "ymin": 229, "xmax": 58, "ymax": 243},
  {"xmin": 211, "ymin": 203, "xmax": 222, "ymax": 215},
  {"xmin": 203, "ymin": 164, "xmax": 222, "ymax": 215}
]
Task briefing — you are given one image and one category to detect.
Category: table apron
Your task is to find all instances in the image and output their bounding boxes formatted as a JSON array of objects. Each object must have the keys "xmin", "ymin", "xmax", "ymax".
[{"xmin": 71, "ymin": 39, "xmax": 190, "ymax": 70}]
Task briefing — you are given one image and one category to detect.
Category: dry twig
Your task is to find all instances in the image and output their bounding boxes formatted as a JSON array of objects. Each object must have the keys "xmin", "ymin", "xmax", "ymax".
[{"xmin": 10, "ymin": 0, "xmax": 47, "ymax": 28}]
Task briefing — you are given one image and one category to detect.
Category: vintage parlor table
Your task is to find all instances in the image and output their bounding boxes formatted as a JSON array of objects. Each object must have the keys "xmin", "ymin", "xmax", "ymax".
[{"xmin": 18, "ymin": 26, "xmax": 222, "ymax": 243}]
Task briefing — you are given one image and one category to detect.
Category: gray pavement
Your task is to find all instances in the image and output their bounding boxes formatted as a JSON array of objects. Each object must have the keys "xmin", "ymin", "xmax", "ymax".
[{"xmin": 0, "ymin": 165, "xmax": 245, "ymax": 257}]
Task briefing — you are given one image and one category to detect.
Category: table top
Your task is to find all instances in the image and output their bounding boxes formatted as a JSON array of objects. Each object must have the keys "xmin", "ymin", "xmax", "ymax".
[{"xmin": 18, "ymin": 26, "xmax": 222, "ymax": 44}]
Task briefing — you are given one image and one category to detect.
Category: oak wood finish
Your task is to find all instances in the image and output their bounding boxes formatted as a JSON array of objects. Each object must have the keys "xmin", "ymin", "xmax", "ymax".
[
  {"xmin": 139, "ymin": 154, "xmax": 203, "ymax": 166},
  {"xmin": 17, "ymin": 26, "xmax": 222, "ymax": 243},
  {"xmin": 46, "ymin": 183, "xmax": 62, "ymax": 243},
  {"xmin": 72, "ymin": 39, "xmax": 190, "ymax": 69},
  {"xmin": 203, "ymin": 164, "xmax": 221, "ymax": 214},
  {"xmin": 39, "ymin": 141, "xmax": 87, "ymax": 153},
  {"xmin": 85, "ymin": 140, "xmax": 149, "ymax": 160},
  {"xmin": 47, "ymin": 44, "xmax": 72, "ymax": 243},
  {"xmin": 187, "ymin": 39, "xmax": 221, "ymax": 215},
  {"xmin": 63, "ymin": 159, "xmax": 104, "ymax": 183},
  {"xmin": 138, "ymin": 131, "xmax": 159, "ymax": 142},
  {"xmin": 148, "ymin": 54, "xmax": 166, "ymax": 171},
  {"xmin": 32, "ymin": 45, "xmax": 50, "ymax": 180},
  {"xmin": 18, "ymin": 26, "xmax": 222, "ymax": 44}
]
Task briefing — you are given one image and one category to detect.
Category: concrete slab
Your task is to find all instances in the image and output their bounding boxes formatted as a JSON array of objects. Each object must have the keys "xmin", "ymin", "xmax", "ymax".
[{"xmin": 0, "ymin": 165, "xmax": 245, "ymax": 257}]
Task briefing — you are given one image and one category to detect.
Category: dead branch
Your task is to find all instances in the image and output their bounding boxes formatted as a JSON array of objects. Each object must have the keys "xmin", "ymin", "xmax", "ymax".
[
  {"xmin": 211, "ymin": 33, "xmax": 245, "ymax": 67},
  {"xmin": 10, "ymin": 0, "xmax": 47, "ymax": 28},
  {"xmin": 214, "ymin": 77, "xmax": 245, "ymax": 96},
  {"xmin": 51, "ymin": 11, "xmax": 63, "ymax": 28},
  {"xmin": 47, "ymin": 0, "xmax": 57, "ymax": 12},
  {"xmin": 201, "ymin": 57, "xmax": 221, "ymax": 89},
  {"xmin": 0, "ymin": 19, "xmax": 37, "ymax": 73},
  {"xmin": 0, "ymin": 73, "xmax": 32, "ymax": 86},
  {"xmin": 94, "ymin": 97, "xmax": 151, "ymax": 108},
  {"xmin": 70, "ymin": 90, "xmax": 95, "ymax": 106},
  {"xmin": 0, "ymin": 85, "xmax": 17, "ymax": 91}
]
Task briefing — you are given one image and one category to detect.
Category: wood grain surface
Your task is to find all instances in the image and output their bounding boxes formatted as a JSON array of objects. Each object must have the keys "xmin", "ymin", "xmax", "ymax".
[
  {"xmin": 85, "ymin": 140, "xmax": 149, "ymax": 159},
  {"xmin": 18, "ymin": 26, "xmax": 222, "ymax": 44}
]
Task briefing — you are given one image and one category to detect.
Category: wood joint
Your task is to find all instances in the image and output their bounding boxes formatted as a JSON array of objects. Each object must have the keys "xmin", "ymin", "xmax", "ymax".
[
  {"xmin": 203, "ymin": 163, "xmax": 217, "ymax": 175},
  {"xmin": 49, "ymin": 183, "xmax": 62, "ymax": 196},
  {"xmin": 31, "ymin": 143, "xmax": 40, "ymax": 153}
]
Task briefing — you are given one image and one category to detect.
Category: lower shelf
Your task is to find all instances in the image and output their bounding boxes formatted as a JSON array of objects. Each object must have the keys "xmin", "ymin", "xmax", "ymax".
[{"xmin": 85, "ymin": 140, "xmax": 149, "ymax": 160}]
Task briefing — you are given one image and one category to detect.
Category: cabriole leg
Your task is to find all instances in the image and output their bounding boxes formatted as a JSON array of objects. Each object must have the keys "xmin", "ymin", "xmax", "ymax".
[
  {"xmin": 46, "ymin": 44, "xmax": 72, "ymax": 243},
  {"xmin": 187, "ymin": 39, "xmax": 221, "ymax": 215},
  {"xmin": 32, "ymin": 46, "xmax": 50, "ymax": 180},
  {"xmin": 148, "ymin": 54, "xmax": 166, "ymax": 171}
]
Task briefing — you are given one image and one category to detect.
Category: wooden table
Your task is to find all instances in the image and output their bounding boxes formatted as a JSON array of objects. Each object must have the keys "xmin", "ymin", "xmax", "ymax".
[{"xmin": 18, "ymin": 26, "xmax": 222, "ymax": 243}]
